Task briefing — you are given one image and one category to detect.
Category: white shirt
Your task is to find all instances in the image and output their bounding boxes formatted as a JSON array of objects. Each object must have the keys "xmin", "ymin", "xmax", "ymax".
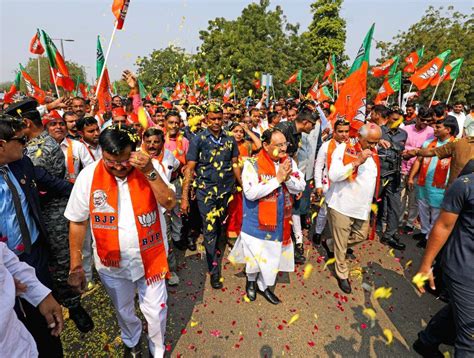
[
  {"xmin": 82, "ymin": 141, "xmax": 102, "ymax": 161},
  {"xmin": 152, "ymin": 149, "xmax": 180, "ymax": 182},
  {"xmin": 0, "ymin": 242, "xmax": 51, "ymax": 357},
  {"xmin": 314, "ymin": 139, "xmax": 344, "ymax": 192},
  {"xmin": 60, "ymin": 138, "xmax": 95, "ymax": 180},
  {"xmin": 325, "ymin": 143, "xmax": 378, "ymax": 221},
  {"xmin": 242, "ymin": 157, "xmax": 306, "ymax": 201},
  {"xmin": 64, "ymin": 161, "xmax": 172, "ymax": 282},
  {"xmin": 297, "ymin": 122, "xmax": 321, "ymax": 180},
  {"xmin": 448, "ymin": 111, "xmax": 466, "ymax": 139}
]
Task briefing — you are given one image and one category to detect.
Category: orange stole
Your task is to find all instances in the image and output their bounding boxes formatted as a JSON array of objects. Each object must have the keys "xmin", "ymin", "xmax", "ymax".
[
  {"xmin": 417, "ymin": 137, "xmax": 454, "ymax": 189},
  {"xmin": 256, "ymin": 150, "xmax": 293, "ymax": 245},
  {"xmin": 90, "ymin": 161, "xmax": 169, "ymax": 284},
  {"xmin": 65, "ymin": 138, "xmax": 76, "ymax": 183}
]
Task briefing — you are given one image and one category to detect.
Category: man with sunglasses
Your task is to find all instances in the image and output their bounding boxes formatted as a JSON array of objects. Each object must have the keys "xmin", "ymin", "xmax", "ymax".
[
  {"xmin": 6, "ymin": 99, "xmax": 94, "ymax": 333},
  {"xmin": 181, "ymin": 103, "xmax": 241, "ymax": 289},
  {"xmin": 65, "ymin": 125, "xmax": 176, "ymax": 357},
  {"xmin": 0, "ymin": 112, "xmax": 73, "ymax": 356}
]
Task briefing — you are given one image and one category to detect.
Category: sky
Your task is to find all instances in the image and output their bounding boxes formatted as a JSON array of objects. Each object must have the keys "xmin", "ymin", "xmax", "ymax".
[{"xmin": 0, "ymin": 0, "xmax": 472, "ymax": 83}]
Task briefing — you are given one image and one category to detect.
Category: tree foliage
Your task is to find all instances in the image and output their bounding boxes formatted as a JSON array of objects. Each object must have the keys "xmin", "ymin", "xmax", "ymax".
[
  {"xmin": 135, "ymin": 45, "xmax": 194, "ymax": 95},
  {"xmin": 377, "ymin": 6, "xmax": 474, "ymax": 104}
]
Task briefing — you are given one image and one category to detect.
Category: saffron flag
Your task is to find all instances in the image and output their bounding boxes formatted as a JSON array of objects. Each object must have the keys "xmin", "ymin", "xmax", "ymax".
[
  {"xmin": 430, "ymin": 58, "xmax": 463, "ymax": 86},
  {"xmin": 403, "ymin": 47, "xmax": 424, "ymax": 73},
  {"xmin": 285, "ymin": 70, "xmax": 302, "ymax": 85},
  {"xmin": 29, "ymin": 29, "xmax": 45, "ymax": 55},
  {"xmin": 96, "ymin": 36, "xmax": 112, "ymax": 112},
  {"xmin": 4, "ymin": 72, "xmax": 21, "ymax": 104},
  {"xmin": 308, "ymin": 79, "xmax": 319, "ymax": 99},
  {"xmin": 20, "ymin": 64, "xmax": 46, "ymax": 104},
  {"xmin": 223, "ymin": 78, "xmax": 233, "ymax": 102},
  {"xmin": 374, "ymin": 71, "xmax": 402, "ymax": 104},
  {"xmin": 316, "ymin": 86, "xmax": 333, "ymax": 102},
  {"xmin": 410, "ymin": 49, "xmax": 451, "ymax": 90},
  {"xmin": 370, "ymin": 56, "xmax": 398, "ymax": 78},
  {"xmin": 330, "ymin": 24, "xmax": 375, "ymax": 133},
  {"xmin": 40, "ymin": 29, "xmax": 74, "ymax": 91},
  {"xmin": 112, "ymin": 0, "xmax": 130, "ymax": 30},
  {"xmin": 323, "ymin": 55, "xmax": 336, "ymax": 81}
]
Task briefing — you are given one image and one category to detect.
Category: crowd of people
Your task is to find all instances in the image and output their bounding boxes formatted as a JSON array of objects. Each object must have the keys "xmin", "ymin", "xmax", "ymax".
[{"xmin": 1, "ymin": 70, "xmax": 473, "ymax": 357}]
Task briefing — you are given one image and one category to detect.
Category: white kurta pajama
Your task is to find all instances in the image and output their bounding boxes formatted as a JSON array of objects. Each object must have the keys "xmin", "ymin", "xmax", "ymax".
[
  {"xmin": 65, "ymin": 161, "xmax": 173, "ymax": 357},
  {"xmin": 229, "ymin": 158, "xmax": 305, "ymax": 291}
]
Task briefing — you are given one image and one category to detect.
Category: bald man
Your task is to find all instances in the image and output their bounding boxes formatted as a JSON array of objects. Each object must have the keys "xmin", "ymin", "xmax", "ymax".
[{"xmin": 325, "ymin": 123, "xmax": 382, "ymax": 294}]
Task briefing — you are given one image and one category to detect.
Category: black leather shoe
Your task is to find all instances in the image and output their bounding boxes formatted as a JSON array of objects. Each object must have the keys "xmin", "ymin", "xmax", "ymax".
[
  {"xmin": 322, "ymin": 240, "xmax": 334, "ymax": 259},
  {"xmin": 210, "ymin": 273, "xmax": 223, "ymax": 289},
  {"xmin": 294, "ymin": 243, "xmax": 306, "ymax": 264},
  {"xmin": 312, "ymin": 233, "xmax": 322, "ymax": 245},
  {"xmin": 413, "ymin": 232, "xmax": 426, "ymax": 241},
  {"xmin": 246, "ymin": 279, "xmax": 257, "ymax": 301},
  {"xmin": 412, "ymin": 338, "xmax": 443, "ymax": 358},
  {"xmin": 69, "ymin": 305, "xmax": 94, "ymax": 333},
  {"xmin": 258, "ymin": 288, "xmax": 280, "ymax": 305},
  {"xmin": 381, "ymin": 236, "xmax": 406, "ymax": 250},
  {"xmin": 124, "ymin": 340, "xmax": 142, "ymax": 358},
  {"xmin": 336, "ymin": 277, "xmax": 352, "ymax": 294},
  {"xmin": 173, "ymin": 239, "xmax": 188, "ymax": 251},
  {"xmin": 417, "ymin": 239, "xmax": 427, "ymax": 248},
  {"xmin": 346, "ymin": 248, "xmax": 356, "ymax": 260}
]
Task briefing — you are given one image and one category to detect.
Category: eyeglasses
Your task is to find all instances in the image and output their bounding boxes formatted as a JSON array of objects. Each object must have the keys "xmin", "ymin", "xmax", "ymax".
[
  {"xmin": 103, "ymin": 158, "xmax": 131, "ymax": 168},
  {"xmin": 7, "ymin": 135, "xmax": 28, "ymax": 145},
  {"xmin": 272, "ymin": 142, "xmax": 289, "ymax": 148},
  {"xmin": 419, "ymin": 117, "xmax": 433, "ymax": 123}
]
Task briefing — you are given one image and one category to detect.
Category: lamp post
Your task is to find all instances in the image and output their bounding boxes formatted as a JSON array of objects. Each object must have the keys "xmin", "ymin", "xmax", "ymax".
[{"xmin": 52, "ymin": 38, "xmax": 75, "ymax": 60}]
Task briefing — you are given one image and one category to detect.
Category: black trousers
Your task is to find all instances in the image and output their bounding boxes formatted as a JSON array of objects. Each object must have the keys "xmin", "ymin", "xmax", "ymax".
[
  {"xmin": 377, "ymin": 175, "xmax": 403, "ymax": 239},
  {"xmin": 196, "ymin": 189, "xmax": 231, "ymax": 275},
  {"xmin": 419, "ymin": 273, "xmax": 474, "ymax": 357},
  {"xmin": 15, "ymin": 240, "xmax": 63, "ymax": 357}
]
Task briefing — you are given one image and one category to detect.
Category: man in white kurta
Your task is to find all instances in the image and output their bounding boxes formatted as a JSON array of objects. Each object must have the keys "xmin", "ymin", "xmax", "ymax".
[
  {"xmin": 0, "ymin": 242, "xmax": 63, "ymax": 358},
  {"xmin": 313, "ymin": 119, "xmax": 350, "ymax": 243},
  {"xmin": 229, "ymin": 129, "xmax": 305, "ymax": 305},
  {"xmin": 325, "ymin": 123, "xmax": 381, "ymax": 294},
  {"xmin": 65, "ymin": 126, "xmax": 176, "ymax": 357}
]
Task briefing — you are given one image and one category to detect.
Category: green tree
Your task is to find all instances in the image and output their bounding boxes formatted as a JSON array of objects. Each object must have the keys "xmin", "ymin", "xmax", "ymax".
[
  {"xmin": 305, "ymin": 0, "xmax": 347, "ymax": 65},
  {"xmin": 135, "ymin": 45, "xmax": 194, "ymax": 94},
  {"xmin": 18, "ymin": 57, "xmax": 87, "ymax": 94},
  {"xmin": 377, "ymin": 6, "xmax": 473, "ymax": 104},
  {"xmin": 195, "ymin": 0, "xmax": 319, "ymax": 97}
]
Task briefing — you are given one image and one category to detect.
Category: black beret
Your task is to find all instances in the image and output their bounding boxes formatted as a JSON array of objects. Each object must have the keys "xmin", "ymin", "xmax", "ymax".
[{"xmin": 4, "ymin": 98, "xmax": 39, "ymax": 118}]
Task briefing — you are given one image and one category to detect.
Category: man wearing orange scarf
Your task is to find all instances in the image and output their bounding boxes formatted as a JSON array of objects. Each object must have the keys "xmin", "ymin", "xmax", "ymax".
[
  {"xmin": 408, "ymin": 116, "xmax": 459, "ymax": 248},
  {"xmin": 65, "ymin": 126, "xmax": 176, "ymax": 357},
  {"xmin": 325, "ymin": 123, "xmax": 382, "ymax": 294},
  {"xmin": 229, "ymin": 128, "xmax": 305, "ymax": 304}
]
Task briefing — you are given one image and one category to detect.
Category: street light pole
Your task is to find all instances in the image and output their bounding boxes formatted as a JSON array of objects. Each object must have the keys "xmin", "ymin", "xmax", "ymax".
[{"xmin": 52, "ymin": 38, "xmax": 75, "ymax": 60}]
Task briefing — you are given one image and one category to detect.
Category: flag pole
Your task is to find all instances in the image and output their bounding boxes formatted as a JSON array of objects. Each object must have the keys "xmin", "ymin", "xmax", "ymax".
[
  {"xmin": 95, "ymin": 22, "xmax": 118, "ymax": 97},
  {"xmin": 37, "ymin": 56, "xmax": 42, "ymax": 88},
  {"xmin": 334, "ymin": 72, "xmax": 339, "ymax": 98},
  {"xmin": 446, "ymin": 78, "xmax": 457, "ymax": 105},
  {"xmin": 298, "ymin": 76, "xmax": 302, "ymax": 99},
  {"xmin": 429, "ymin": 77, "xmax": 442, "ymax": 107},
  {"xmin": 50, "ymin": 67, "xmax": 60, "ymax": 97}
]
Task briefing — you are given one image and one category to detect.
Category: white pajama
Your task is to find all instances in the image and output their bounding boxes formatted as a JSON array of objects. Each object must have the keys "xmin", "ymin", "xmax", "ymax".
[
  {"xmin": 99, "ymin": 273, "xmax": 168, "ymax": 357},
  {"xmin": 417, "ymin": 199, "xmax": 441, "ymax": 238},
  {"xmin": 315, "ymin": 203, "xmax": 328, "ymax": 235},
  {"xmin": 291, "ymin": 214, "xmax": 303, "ymax": 244},
  {"xmin": 82, "ymin": 223, "xmax": 93, "ymax": 283}
]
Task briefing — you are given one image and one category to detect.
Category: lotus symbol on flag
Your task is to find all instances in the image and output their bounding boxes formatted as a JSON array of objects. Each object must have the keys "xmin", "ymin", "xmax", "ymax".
[
  {"xmin": 138, "ymin": 211, "xmax": 157, "ymax": 228},
  {"xmin": 419, "ymin": 64, "xmax": 439, "ymax": 80}
]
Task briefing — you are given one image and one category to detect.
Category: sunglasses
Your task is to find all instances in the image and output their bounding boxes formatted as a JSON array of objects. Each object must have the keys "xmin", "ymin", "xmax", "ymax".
[
  {"xmin": 419, "ymin": 117, "xmax": 433, "ymax": 123},
  {"xmin": 8, "ymin": 135, "xmax": 28, "ymax": 145}
]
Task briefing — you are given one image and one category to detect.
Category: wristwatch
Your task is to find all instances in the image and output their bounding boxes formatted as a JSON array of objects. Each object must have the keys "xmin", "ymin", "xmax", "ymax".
[{"xmin": 145, "ymin": 169, "xmax": 158, "ymax": 181}]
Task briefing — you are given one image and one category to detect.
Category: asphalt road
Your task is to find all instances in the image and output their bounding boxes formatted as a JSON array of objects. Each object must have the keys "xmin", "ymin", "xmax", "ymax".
[{"xmin": 62, "ymin": 233, "xmax": 452, "ymax": 357}]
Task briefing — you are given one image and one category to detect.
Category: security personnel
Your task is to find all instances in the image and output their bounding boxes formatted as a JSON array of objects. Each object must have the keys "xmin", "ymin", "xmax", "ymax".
[
  {"xmin": 0, "ymin": 112, "xmax": 72, "ymax": 357},
  {"xmin": 377, "ymin": 108, "xmax": 407, "ymax": 250},
  {"xmin": 181, "ymin": 102, "xmax": 241, "ymax": 289},
  {"xmin": 6, "ymin": 99, "xmax": 94, "ymax": 333}
]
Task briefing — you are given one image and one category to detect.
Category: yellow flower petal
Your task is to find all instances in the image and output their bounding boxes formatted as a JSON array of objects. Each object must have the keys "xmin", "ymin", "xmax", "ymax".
[
  {"xmin": 373, "ymin": 286, "xmax": 392, "ymax": 300},
  {"xmin": 243, "ymin": 295, "xmax": 251, "ymax": 303},
  {"xmin": 190, "ymin": 321, "xmax": 199, "ymax": 327},
  {"xmin": 323, "ymin": 257, "xmax": 336, "ymax": 270},
  {"xmin": 303, "ymin": 263, "xmax": 313, "ymax": 280},
  {"xmin": 363, "ymin": 308, "xmax": 376, "ymax": 321},
  {"xmin": 405, "ymin": 260, "xmax": 413, "ymax": 268},
  {"xmin": 288, "ymin": 313, "xmax": 299, "ymax": 325},
  {"xmin": 412, "ymin": 273, "xmax": 429, "ymax": 289},
  {"xmin": 383, "ymin": 328, "xmax": 393, "ymax": 345}
]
